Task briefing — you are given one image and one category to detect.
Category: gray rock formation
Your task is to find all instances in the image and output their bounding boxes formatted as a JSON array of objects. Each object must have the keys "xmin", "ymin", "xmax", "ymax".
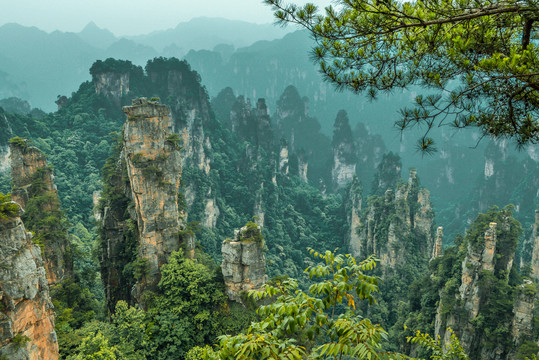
[
  {"xmin": 0, "ymin": 203, "xmax": 59, "ymax": 360},
  {"xmin": 221, "ymin": 223, "xmax": 268, "ymax": 303},
  {"xmin": 0, "ymin": 112, "xmax": 11, "ymax": 173}
]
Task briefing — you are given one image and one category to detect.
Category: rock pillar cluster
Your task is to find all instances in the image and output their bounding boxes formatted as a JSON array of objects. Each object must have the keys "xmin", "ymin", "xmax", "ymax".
[
  {"xmin": 0, "ymin": 204, "xmax": 59, "ymax": 360},
  {"xmin": 353, "ymin": 169, "xmax": 434, "ymax": 269},
  {"xmin": 221, "ymin": 223, "xmax": 268, "ymax": 303}
]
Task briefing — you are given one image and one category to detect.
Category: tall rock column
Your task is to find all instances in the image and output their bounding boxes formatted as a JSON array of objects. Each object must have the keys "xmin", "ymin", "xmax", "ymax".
[
  {"xmin": 0, "ymin": 201, "xmax": 59, "ymax": 360},
  {"xmin": 432, "ymin": 226, "xmax": 443, "ymax": 258},
  {"xmin": 9, "ymin": 139, "xmax": 72, "ymax": 286},
  {"xmin": 122, "ymin": 98, "xmax": 182, "ymax": 303},
  {"xmin": 331, "ymin": 110, "xmax": 357, "ymax": 190},
  {"xmin": 530, "ymin": 210, "xmax": 539, "ymax": 281},
  {"xmin": 346, "ymin": 177, "xmax": 362, "ymax": 257},
  {"xmin": 354, "ymin": 169, "xmax": 434, "ymax": 269}
]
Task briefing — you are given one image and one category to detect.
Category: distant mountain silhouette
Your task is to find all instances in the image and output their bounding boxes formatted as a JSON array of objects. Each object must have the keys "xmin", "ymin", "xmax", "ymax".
[
  {"xmin": 0, "ymin": 18, "xmax": 290, "ymax": 111},
  {"xmin": 127, "ymin": 17, "xmax": 291, "ymax": 52},
  {"xmin": 77, "ymin": 21, "xmax": 117, "ymax": 49}
]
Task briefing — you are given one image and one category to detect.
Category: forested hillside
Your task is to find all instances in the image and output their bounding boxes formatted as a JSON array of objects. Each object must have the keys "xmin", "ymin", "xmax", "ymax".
[{"xmin": 0, "ymin": 53, "xmax": 537, "ymax": 359}]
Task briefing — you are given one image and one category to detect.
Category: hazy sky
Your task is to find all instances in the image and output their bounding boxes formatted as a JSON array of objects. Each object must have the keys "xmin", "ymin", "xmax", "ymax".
[{"xmin": 1, "ymin": 0, "xmax": 332, "ymax": 36}]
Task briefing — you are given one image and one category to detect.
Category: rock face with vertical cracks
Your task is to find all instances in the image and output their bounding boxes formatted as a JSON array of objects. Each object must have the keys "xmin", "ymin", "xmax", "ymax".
[
  {"xmin": 221, "ymin": 223, "xmax": 268, "ymax": 303},
  {"xmin": 122, "ymin": 98, "xmax": 183, "ymax": 305},
  {"xmin": 0, "ymin": 204, "xmax": 59, "ymax": 360},
  {"xmin": 9, "ymin": 140, "xmax": 72, "ymax": 286}
]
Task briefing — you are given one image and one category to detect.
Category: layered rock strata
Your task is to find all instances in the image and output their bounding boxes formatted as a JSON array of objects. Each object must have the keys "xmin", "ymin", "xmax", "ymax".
[
  {"xmin": 0, "ymin": 204, "xmax": 59, "ymax": 360},
  {"xmin": 221, "ymin": 223, "xmax": 268, "ymax": 303},
  {"xmin": 98, "ymin": 98, "xmax": 183, "ymax": 311}
]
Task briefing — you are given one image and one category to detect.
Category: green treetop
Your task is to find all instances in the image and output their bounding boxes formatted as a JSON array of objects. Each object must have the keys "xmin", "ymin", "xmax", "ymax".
[{"xmin": 265, "ymin": 0, "xmax": 539, "ymax": 151}]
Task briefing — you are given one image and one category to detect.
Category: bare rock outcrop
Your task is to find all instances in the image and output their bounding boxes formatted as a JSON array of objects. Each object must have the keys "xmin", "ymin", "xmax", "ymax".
[
  {"xmin": 0, "ymin": 203, "xmax": 59, "ymax": 360},
  {"xmin": 0, "ymin": 111, "xmax": 11, "ymax": 173},
  {"xmin": 221, "ymin": 223, "xmax": 268, "ymax": 303},
  {"xmin": 10, "ymin": 140, "xmax": 53, "ymax": 211}
]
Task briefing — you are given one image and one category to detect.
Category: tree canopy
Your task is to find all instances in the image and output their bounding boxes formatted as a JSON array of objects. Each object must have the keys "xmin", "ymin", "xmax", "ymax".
[{"xmin": 265, "ymin": 0, "xmax": 539, "ymax": 151}]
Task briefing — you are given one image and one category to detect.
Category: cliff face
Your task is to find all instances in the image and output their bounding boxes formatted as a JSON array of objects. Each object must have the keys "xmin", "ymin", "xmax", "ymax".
[
  {"xmin": 9, "ymin": 140, "xmax": 72, "ymax": 286},
  {"xmin": 99, "ymin": 98, "xmax": 183, "ymax": 309},
  {"xmin": 93, "ymin": 72, "xmax": 130, "ymax": 104},
  {"xmin": 221, "ymin": 223, "xmax": 268, "ymax": 303},
  {"xmin": 0, "ymin": 203, "xmax": 59, "ymax": 360},
  {"xmin": 331, "ymin": 110, "xmax": 357, "ymax": 190},
  {"xmin": 353, "ymin": 169, "xmax": 434, "ymax": 270}
]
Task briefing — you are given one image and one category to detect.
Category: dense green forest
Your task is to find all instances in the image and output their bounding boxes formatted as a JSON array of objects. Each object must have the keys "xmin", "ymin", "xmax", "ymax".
[{"xmin": 0, "ymin": 54, "xmax": 537, "ymax": 359}]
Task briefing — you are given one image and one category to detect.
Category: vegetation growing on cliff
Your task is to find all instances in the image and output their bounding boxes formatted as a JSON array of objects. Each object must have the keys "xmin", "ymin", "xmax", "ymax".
[{"xmin": 0, "ymin": 193, "xmax": 18, "ymax": 219}]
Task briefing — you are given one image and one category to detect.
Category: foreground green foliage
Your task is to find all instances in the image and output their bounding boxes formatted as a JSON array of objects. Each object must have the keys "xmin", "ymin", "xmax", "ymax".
[
  {"xmin": 65, "ymin": 249, "xmax": 255, "ymax": 359},
  {"xmin": 200, "ymin": 249, "xmax": 470, "ymax": 360},
  {"xmin": 202, "ymin": 249, "xmax": 392, "ymax": 359}
]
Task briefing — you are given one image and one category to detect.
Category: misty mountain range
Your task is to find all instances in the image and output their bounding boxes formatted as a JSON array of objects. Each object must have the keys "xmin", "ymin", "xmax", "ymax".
[{"xmin": 0, "ymin": 17, "xmax": 291, "ymax": 111}]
